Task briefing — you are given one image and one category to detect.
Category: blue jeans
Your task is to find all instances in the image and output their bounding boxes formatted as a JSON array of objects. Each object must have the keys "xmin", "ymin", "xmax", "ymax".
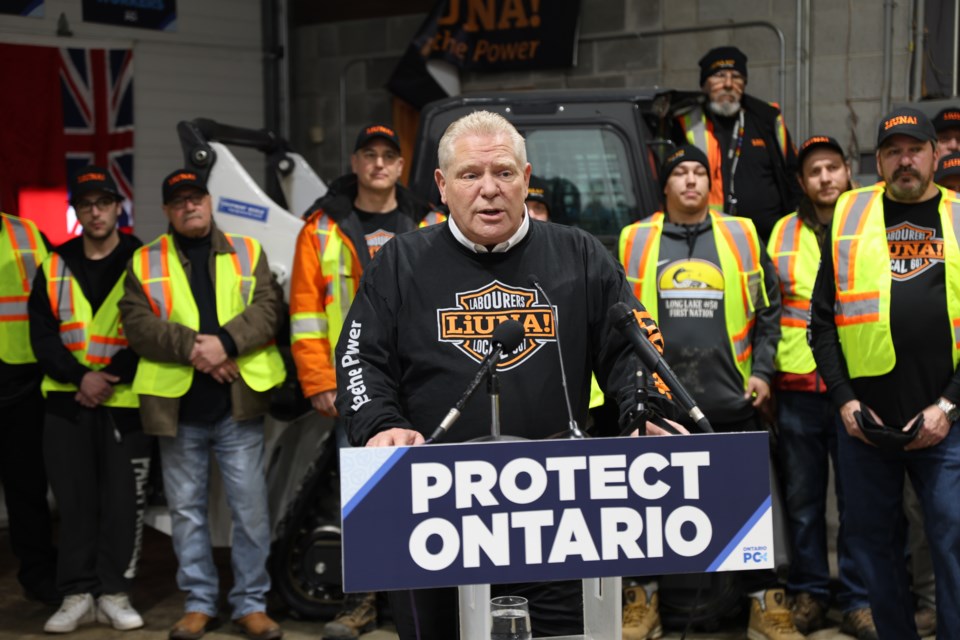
[
  {"xmin": 838, "ymin": 417, "xmax": 960, "ymax": 639},
  {"xmin": 159, "ymin": 415, "xmax": 271, "ymax": 619},
  {"xmin": 776, "ymin": 391, "xmax": 868, "ymax": 612}
]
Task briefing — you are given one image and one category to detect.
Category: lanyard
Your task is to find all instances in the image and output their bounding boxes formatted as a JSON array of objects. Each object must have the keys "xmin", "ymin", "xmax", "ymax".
[{"xmin": 726, "ymin": 109, "xmax": 745, "ymax": 215}]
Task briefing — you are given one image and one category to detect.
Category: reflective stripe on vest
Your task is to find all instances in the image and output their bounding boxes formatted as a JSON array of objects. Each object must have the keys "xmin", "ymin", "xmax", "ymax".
[
  {"xmin": 619, "ymin": 212, "xmax": 766, "ymax": 387},
  {"xmin": 768, "ymin": 213, "xmax": 820, "ymax": 374},
  {"xmin": 311, "ymin": 214, "xmax": 358, "ymax": 354},
  {"xmin": 39, "ymin": 252, "xmax": 137, "ymax": 407},
  {"xmin": 0, "ymin": 213, "xmax": 48, "ymax": 364},
  {"xmin": 831, "ymin": 185, "xmax": 960, "ymax": 377},
  {"xmin": 680, "ymin": 108, "xmax": 725, "ymax": 211},
  {"xmin": 419, "ymin": 211, "xmax": 447, "ymax": 227},
  {"xmin": 131, "ymin": 233, "xmax": 285, "ymax": 398}
]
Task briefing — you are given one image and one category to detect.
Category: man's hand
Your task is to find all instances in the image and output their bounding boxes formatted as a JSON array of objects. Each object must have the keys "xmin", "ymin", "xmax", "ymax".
[
  {"xmin": 310, "ymin": 390, "xmax": 339, "ymax": 417},
  {"xmin": 366, "ymin": 428, "xmax": 425, "ymax": 447},
  {"xmin": 190, "ymin": 334, "xmax": 228, "ymax": 373},
  {"xmin": 75, "ymin": 371, "xmax": 119, "ymax": 408},
  {"xmin": 632, "ymin": 418, "xmax": 691, "ymax": 437},
  {"xmin": 745, "ymin": 376, "xmax": 771, "ymax": 410},
  {"xmin": 904, "ymin": 402, "xmax": 953, "ymax": 450},
  {"xmin": 209, "ymin": 359, "xmax": 240, "ymax": 384},
  {"xmin": 839, "ymin": 400, "xmax": 875, "ymax": 445}
]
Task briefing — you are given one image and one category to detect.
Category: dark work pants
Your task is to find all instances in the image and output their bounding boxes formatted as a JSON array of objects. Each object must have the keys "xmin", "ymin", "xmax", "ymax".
[
  {"xmin": 0, "ymin": 388, "xmax": 57, "ymax": 595},
  {"xmin": 44, "ymin": 409, "xmax": 153, "ymax": 596},
  {"xmin": 388, "ymin": 580, "xmax": 583, "ymax": 639}
]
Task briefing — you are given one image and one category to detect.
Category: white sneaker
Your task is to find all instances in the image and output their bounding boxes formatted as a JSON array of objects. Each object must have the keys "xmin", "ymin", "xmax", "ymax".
[
  {"xmin": 44, "ymin": 593, "xmax": 96, "ymax": 633},
  {"xmin": 96, "ymin": 593, "xmax": 144, "ymax": 631}
]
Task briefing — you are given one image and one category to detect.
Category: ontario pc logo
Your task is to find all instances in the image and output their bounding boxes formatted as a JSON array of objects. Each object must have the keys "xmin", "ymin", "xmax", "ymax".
[{"xmin": 742, "ymin": 545, "xmax": 769, "ymax": 564}]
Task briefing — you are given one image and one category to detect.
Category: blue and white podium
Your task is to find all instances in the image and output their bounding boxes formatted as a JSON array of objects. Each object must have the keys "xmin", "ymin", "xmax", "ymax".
[{"xmin": 340, "ymin": 433, "xmax": 774, "ymax": 639}]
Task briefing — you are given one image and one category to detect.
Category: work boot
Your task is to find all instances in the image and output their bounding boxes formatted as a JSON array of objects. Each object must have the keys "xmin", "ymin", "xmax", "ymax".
[
  {"xmin": 915, "ymin": 606, "xmax": 936, "ymax": 637},
  {"xmin": 622, "ymin": 584, "xmax": 663, "ymax": 640},
  {"xmin": 790, "ymin": 592, "xmax": 826, "ymax": 634},
  {"xmin": 747, "ymin": 589, "xmax": 804, "ymax": 640},
  {"xmin": 322, "ymin": 592, "xmax": 377, "ymax": 639},
  {"xmin": 233, "ymin": 611, "xmax": 283, "ymax": 640},
  {"xmin": 97, "ymin": 592, "xmax": 145, "ymax": 630},
  {"xmin": 169, "ymin": 612, "xmax": 218, "ymax": 640},
  {"xmin": 840, "ymin": 607, "xmax": 879, "ymax": 640},
  {"xmin": 44, "ymin": 593, "xmax": 96, "ymax": 633}
]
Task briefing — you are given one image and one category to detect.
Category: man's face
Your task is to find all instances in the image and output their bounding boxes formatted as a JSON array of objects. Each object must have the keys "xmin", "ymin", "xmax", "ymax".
[
  {"xmin": 526, "ymin": 200, "xmax": 549, "ymax": 222},
  {"xmin": 663, "ymin": 161, "xmax": 710, "ymax": 215},
  {"xmin": 434, "ymin": 132, "xmax": 531, "ymax": 247},
  {"xmin": 800, "ymin": 148, "xmax": 851, "ymax": 210},
  {"xmin": 937, "ymin": 127, "xmax": 960, "ymax": 154},
  {"xmin": 73, "ymin": 190, "xmax": 121, "ymax": 241},
  {"xmin": 351, "ymin": 139, "xmax": 404, "ymax": 194},
  {"xmin": 876, "ymin": 135, "xmax": 940, "ymax": 202},
  {"xmin": 164, "ymin": 188, "xmax": 212, "ymax": 238},
  {"xmin": 703, "ymin": 70, "xmax": 745, "ymax": 117}
]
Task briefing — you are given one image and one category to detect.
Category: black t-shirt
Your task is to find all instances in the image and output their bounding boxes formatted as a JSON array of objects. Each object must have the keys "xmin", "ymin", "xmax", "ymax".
[
  {"xmin": 175, "ymin": 232, "xmax": 231, "ymax": 423},
  {"xmin": 355, "ymin": 207, "xmax": 401, "ymax": 259},
  {"xmin": 848, "ymin": 194, "xmax": 954, "ymax": 424},
  {"xmin": 712, "ymin": 112, "xmax": 784, "ymax": 242}
]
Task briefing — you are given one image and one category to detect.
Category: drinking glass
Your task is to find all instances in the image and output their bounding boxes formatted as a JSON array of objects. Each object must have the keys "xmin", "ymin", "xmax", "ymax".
[{"xmin": 490, "ymin": 595, "xmax": 532, "ymax": 640}]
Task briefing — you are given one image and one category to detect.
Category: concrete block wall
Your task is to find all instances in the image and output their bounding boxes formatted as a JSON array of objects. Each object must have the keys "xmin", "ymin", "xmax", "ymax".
[{"xmin": 290, "ymin": 0, "xmax": 919, "ymax": 181}]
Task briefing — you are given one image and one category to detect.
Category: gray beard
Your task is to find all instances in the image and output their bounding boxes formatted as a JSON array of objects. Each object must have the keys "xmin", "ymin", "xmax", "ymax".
[{"xmin": 708, "ymin": 100, "xmax": 741, "ymax": 117}]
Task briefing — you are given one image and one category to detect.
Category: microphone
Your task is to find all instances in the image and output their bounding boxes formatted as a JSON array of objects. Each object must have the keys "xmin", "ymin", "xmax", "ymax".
[
  {"xmin": 426, "ymin": 319, "xmax": 524, "ymax": 443},
  {"xmin": 608, "ymin": 301, "xmax": 713, "ymax": 433},
  {"xmin": 529, "ymin": 274, "xmax": 586, "ymax": 439}
]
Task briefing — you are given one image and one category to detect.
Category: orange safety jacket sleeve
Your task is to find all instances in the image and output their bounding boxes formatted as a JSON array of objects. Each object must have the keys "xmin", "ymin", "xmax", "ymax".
[{"xmin": 289, "ymin": 216, "xmax": 336, "ymax": 397}]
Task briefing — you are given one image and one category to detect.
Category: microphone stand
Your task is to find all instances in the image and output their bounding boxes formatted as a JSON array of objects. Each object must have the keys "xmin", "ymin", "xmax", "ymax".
[{"xmin": 487, "ymin": 364, "xmax": 501, "ymax": 440}]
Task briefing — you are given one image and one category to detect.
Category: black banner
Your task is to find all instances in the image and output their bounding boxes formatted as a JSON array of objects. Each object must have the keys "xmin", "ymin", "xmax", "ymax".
[
  {"xmin": 0, "ymin": 0, "xmax": 43, "ymax": 17},
  {"xmin": 82, "ymin": 0, "xmax": 176, "ymax": 31},
  {"xmin": 388, "ymin": 0, "xmax": 580, "ymax": 107}
]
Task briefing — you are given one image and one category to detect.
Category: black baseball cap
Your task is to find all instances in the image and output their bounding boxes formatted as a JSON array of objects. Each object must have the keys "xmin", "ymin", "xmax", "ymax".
[
  {"xmin": 526, "ymin": 175, "xmax": 551, "ymax": 213},
  {"xmin": 660, "ymin": 145, "xmax": 711, "ymax": 190},
  {"xmin": 698, "ymin": 46, "xmax": 748, "ymax": 86},
  {"xmin": 876, "ymin": 107, "xmax": 937, "ymax": 148},
  {"xmin": 933, "ymin": 107, "xmax": 960, "ymax": 133},
  {"xmin": 354, "ymin": 124, "xmax": 401, "ymax": 152},
  {"xmin": 162, "ymin": 169, "xmax": 208, "ymax": 204},
  {"xmin": 69, "ymin": 165, "xmax": 120, "ymax": 204},
  {"xmin": 936, "ymin": 152, "xmax": 960, "ymax": 184},
  {"xmin": 797, "ymin": 135, "xmax": 846, "ymax": 168}
]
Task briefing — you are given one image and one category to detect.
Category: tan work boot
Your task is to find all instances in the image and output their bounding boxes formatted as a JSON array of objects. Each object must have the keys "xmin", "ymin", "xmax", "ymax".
[
  {"xmin": 790, "ymin": 592, "xmax": 826, "ymax": 633},
  {"xmin": 840, "ymin": 607, "xmax": 878, "ymax": 640},
  {"xmin": 233, "ymin": 611, "xmax": 283, "ymax": 640},
  {"xmin": 322, "ymin": 592, "xmax": 377, "ymax": 639},
  {"xmin": 169, "ymin": 612, "xmax": 218, "ymax": 640},
  {"xmin": 747, "ymin": 588, "xmax": 804, "ymax": 640},
  {"xmin": 622, "ymin": 585, "xmax": 663, "ymax": 640}
]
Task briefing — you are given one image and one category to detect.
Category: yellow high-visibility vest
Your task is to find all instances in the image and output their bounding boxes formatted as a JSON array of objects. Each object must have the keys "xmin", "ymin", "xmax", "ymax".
[
  {"xmin": 830, "ymin": 185, "xmax": 960, "ymax": 377},
  {"xmin": 767, "ymin": 212, "xmax": 822, "ymax": 374},
  {"xmin": 619, "ymin": 211, "xmax": 769, "ymax": 388},
  {"xmin": 0, "ymin": 213, "xmax": 48, "ymax": 364},
  {"xmin": 39, "ymin": 253, "xmax": 138, "ymax": 407},
  {"xmin": 131, "ymin": 233, "xmax": 284, "ymax": 398}
]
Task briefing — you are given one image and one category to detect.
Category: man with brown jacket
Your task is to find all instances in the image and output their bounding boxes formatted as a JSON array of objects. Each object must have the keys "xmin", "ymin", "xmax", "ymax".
[{"xmin": 118, "ymin": 170, "xmax": 285, "ymax": 640}]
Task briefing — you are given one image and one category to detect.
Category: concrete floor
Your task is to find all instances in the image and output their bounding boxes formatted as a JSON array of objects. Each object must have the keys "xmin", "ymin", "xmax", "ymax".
[{"xmin": 0, "ymin": 525, "xmax": 923, "ymax": 640}]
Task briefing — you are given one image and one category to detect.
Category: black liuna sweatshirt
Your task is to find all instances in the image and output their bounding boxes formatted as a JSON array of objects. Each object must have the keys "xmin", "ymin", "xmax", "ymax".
[{"xmin": 334, "ymin": 220, "xmax": 672, "ymax": 446}]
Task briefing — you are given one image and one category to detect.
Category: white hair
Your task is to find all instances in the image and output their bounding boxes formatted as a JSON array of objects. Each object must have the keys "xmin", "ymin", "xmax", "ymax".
[{"xmin": 437, "ymin": 110, "xmax": 526, "ymax": 171}]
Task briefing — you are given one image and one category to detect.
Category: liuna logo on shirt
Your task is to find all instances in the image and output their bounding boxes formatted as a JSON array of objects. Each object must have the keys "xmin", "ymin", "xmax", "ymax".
[
  {"xmin": 887, "ymin": 222, "xmax": 944, "ymax": 281},
  {"xmin": 437, "ymin": 280, "xmax": 556, "ymax": 370}
]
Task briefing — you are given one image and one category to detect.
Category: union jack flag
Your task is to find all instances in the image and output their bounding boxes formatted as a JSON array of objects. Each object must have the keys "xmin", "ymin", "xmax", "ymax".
[{"xmin": 59, "ymin": 47, "xmax": 135, "ymax": 232}]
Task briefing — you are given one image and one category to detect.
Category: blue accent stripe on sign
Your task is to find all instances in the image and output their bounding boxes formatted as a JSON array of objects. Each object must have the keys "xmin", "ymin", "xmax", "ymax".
[
  {"xmin": 706, "ymin": 495, "xmax": 771, "ymax": 572},
  {"xmin": 342, "ymin": 448, "xmax": 410, "ymax": 519}
]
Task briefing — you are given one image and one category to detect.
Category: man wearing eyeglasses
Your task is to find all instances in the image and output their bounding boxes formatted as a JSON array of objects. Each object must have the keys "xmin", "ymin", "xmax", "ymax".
[
  {"xmin": 119, "ymin": 170, "xmax": 285, "ymax": 640},
  {"xmin": 28, "ymin": 166, "xmax": 150, "ymax": 633},
  {"xmin": 289, "ymin": 123, "xmax": 444, "ymax": 640},
  {"xmin": 675, "ymin": 46, "xmax": 802, "ymax": 243}
]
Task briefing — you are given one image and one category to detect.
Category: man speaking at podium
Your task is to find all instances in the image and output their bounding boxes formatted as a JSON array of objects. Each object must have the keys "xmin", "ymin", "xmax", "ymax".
[{"xmin": 334, "ymin": 110, "xmax": 678, "ymax": 639}]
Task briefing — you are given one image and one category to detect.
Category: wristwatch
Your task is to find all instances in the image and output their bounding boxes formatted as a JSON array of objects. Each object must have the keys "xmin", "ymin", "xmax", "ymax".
[{"xmin": 936, "ymin": 397, "xmax": 960, "ymax": 422}]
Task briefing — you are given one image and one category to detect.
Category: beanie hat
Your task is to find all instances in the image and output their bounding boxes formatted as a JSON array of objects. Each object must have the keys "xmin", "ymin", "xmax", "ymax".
[
  {"xmin": 699, "ymin": 46, "xmax": 748, "ymax": 86},
  {"xmin": 660, "ymin": 145, "xmax": 711, "ymax": 190}
]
